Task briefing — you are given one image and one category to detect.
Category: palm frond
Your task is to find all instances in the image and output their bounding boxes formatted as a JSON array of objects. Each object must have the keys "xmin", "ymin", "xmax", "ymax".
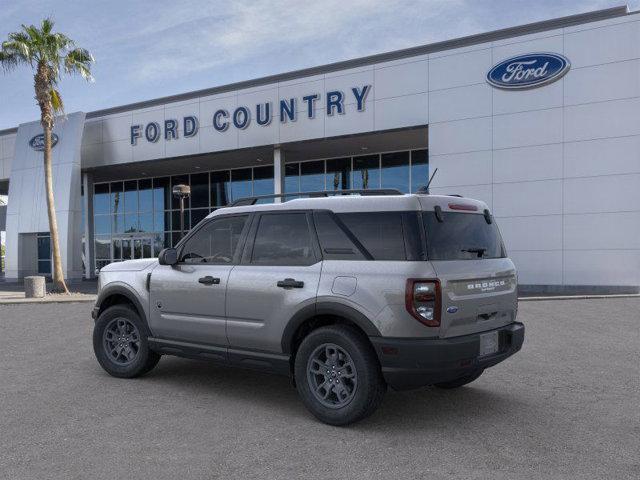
[
  {"xmin": 64, "ymin": 47, "xmax": 94, "ymax": 81},
  {"xmin": 50, "ymin": 87, "xmax": 64, "ymax": 113}
]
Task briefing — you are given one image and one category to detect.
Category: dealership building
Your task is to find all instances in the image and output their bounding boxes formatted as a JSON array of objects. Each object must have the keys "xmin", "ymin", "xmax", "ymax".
[{"xmin": 0, "ymin": 5, "xmax": 639, "ymax": 293}]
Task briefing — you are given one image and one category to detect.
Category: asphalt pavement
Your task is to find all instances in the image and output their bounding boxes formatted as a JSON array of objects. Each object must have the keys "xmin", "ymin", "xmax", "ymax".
[{"xmin": 0, "ymin": 298, "xmax": 638, "ymax": 479}]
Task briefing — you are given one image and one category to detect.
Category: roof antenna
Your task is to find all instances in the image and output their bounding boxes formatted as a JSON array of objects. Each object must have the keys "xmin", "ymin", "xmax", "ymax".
[{"xmin": 416, "ymin": 168, "xmax": 438, "ymax": 194}]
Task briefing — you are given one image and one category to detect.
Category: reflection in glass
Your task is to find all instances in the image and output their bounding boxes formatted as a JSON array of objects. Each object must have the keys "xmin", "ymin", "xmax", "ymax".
[
  {"xmin": 300, "ymin": 160, "xmax": 325, "ymax": 192},
  {"xmin": 153, "ymin": 177, "xmax": 170, "ymax": 212},
  {"xmin": 94, "ymin": 215, "xmax": 111, "ymax": 235},
  {"xmin": 124, "ymin": 180, "xmax": 138, "ymax": 213},
  {"xmin": 190, "ymin": 173, "xmax": 209, "ymax": 208},
  {"xmin": 410, "ymin": 149, "xmax": 429, "ymax": 193},
  {"xmin": 285, "ymin": 163, "xmax": 299, "ymax": 193},
  {"xmin": 138, "ymin": 179, "xmax": 153, "ymax": 212},
  {"xmin": 326, "ymin": 158, "xmax": 351, "ymax": 191},
  {"xmin": 381, "ymin": 152, "xmax": 410, "ymax": 193},
  {"xmin": 112, "ymin": 238, "xmax": 122, "ymax": 260},
  {"xmin": 112, "ymin": 214, "xmax": 125, "ymax": 234},
  {"xmin": 94, "ymin": 183, "xmax": 110, "ymax": 215},
  {"xmin": 95, "ymin": 236, "xmax": 110, "ymax": 259},
  {"xmin": 171, "ymin": 210, "xmax": 190, "ymax": 232},
  {"xmin": 121, "ymin": 239, "xmax": 132, "ymax": 260},
  {"xmin": 111, "ymin": 182, "xmax": 123, "ymax": 215},
  {"xmin": 139, "ymin": 213, "xmax": 153, "ymax": 232},
  {"xmin": 153, "ymin": 211, "xmax": 167, "ymax": 232},
  {"xmin": 231, "ymin": 169, "xmax": 252, "ymax": 201},
  {"xmin": 211, "ymin": 171, "xmax": 230, "ymax": 206},
  {"xmin": 124, "ymin": 213, "xmax": 139, "ymax": 233},
  {"xmin": 353, "ymin": 155, "xmax": 380, "ymax": 190},
  {"xmin": 253, "ymin": 166, "xmax": 274, "ymax": 197}
]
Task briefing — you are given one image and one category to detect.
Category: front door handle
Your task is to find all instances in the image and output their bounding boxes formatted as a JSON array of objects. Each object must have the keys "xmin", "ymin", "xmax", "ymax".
[
  {"xmin": 277, "ymin": 278, "xmax": 304, "ymax": 289},
  {"xmin": 198, "ymin": 276, "xmax": 220, "ymax": 285}
]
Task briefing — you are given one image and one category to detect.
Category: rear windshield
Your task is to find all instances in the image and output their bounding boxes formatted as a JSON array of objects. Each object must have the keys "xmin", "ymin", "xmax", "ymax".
[{"xmin": 423, "ymin": 211, "xmax": 506, "ymax": 261}]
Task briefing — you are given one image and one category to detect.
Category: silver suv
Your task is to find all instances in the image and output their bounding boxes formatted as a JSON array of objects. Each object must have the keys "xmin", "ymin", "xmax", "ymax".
[{"xmin": 92, "ymin": 190, "xmax": 524, "ymax": 425}]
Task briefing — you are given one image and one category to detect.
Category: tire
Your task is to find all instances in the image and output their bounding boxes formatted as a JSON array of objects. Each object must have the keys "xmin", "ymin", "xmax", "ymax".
[
  {"xmin": 434, "ymin": 369, "xmax": 484, "ymax": 389},
  {"xmin": 93, "ymin": 304, "xmax": 160, "ymax": 378},
  {"xmin": 294, "ymin": 325, "xmax": 386, "ymax": 426}
]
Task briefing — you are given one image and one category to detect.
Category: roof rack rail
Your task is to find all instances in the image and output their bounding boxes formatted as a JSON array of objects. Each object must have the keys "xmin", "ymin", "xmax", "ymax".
[{"xmin": 227, "ymin": 188, "xmax": 404, "ymax": 207}]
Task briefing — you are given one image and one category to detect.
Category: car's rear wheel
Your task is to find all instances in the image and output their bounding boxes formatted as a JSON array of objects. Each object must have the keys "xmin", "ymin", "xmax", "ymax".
[
  {"xmin": 93, "ymin": 304, "xmax": 160, "ymax": 378},
  {"xmin": 294, "ymin": 325, "xmax": 386, "ymax": 426},
  {"xmin": 434, "ymin": 369, "xmax": 484, "ymax": 389}
]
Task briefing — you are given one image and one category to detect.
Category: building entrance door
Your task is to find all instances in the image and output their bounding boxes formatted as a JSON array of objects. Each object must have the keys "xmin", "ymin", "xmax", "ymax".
[{"xmin": 112, "ymin": 234, "xmax": 155, "ymax": 262}]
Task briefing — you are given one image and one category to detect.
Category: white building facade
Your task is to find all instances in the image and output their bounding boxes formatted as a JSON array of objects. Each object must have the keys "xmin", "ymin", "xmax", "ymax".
[{"xmin": 0, "ymin": 5, "xmax": 639, "ymax": 293}]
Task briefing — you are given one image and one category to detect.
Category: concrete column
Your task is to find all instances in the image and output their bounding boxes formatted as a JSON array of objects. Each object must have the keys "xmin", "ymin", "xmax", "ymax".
[
  {"xmin": 82, "ymin": 172, "xmax": 95, "ymax": 278},
  {"xmin": 273, "ymin": 147, "xmax": 285, "ymax": 203}
]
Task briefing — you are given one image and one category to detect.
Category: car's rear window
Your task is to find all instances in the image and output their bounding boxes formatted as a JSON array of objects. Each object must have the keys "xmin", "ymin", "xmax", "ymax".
[{"xmin": 423, "ymin": 212, "xmax": 506, "ymax": 260}]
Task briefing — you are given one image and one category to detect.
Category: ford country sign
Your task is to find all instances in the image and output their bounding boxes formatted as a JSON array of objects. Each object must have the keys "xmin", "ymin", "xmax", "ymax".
[
  {"xmin": 29, "ymin": 133, "xmax": 59, "ymax": 151},
  {"xmin": 487, "ymin": 53, "xmax": 570, "ymax": 90}
]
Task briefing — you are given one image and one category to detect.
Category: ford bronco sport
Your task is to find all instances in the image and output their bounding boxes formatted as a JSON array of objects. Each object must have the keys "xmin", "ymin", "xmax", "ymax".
[{"xmin": 92, "ymin": 190, "xmax": 524, "ymax": 425}]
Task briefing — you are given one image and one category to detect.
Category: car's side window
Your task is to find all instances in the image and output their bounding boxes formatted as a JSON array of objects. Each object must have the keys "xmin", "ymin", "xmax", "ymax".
[
  {"xmin": 250, "ymin": 213, "xmax": 315, "ymax": 266},
  {"xmin": 180, "ymin": 215, "xmax": 248, "ymax": 264}
]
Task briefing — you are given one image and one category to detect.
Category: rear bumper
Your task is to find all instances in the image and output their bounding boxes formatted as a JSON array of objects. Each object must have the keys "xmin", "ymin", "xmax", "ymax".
[{"xmin": 370, "ymin": 322, "xmax": 524, "ymax": 390}]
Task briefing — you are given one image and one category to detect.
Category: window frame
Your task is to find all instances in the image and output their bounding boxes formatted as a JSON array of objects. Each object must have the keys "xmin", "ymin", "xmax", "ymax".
[
  {"xmin": 175, "ymin": 212, "xmax": 252, "ymax": 266},
  {"xmin": 241, "ymin": 210, "xmax": 322, "ymax": 267}
]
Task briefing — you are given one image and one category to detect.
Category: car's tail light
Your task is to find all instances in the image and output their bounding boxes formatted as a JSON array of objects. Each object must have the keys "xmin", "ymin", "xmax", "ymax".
[{"xmin": 405, "ymin": 279, "xmax": 441, "ymax": 327}]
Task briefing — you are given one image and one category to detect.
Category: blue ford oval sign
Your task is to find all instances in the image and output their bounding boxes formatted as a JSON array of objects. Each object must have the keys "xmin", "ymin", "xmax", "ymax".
[
  {"xmin": 29, "ymin": 133, "xmax": 59, "ymax": 151},
  {"xmin": 487, "ymin": 53, "xmax": 570, "ymax": 90}
]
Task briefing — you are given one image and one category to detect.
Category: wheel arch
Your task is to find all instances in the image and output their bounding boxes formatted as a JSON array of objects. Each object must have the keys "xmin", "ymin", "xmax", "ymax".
[
  {"xmin": 282, "ymin": 301, "xmax": 381, "ymax": 356},
  {"xmin": 94, "ymin": 283, "xmax": 151, "ymax": 336}
]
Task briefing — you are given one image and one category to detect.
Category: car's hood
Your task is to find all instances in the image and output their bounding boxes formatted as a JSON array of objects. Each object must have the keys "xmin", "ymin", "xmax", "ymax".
[{"xmin": 99, "ymin": 259, "xmax": 158, "ymax": 272}]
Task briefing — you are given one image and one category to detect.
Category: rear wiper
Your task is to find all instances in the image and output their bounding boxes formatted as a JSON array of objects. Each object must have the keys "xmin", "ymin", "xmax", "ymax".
[{"xmin": 461, "ymin": 247, "xmax": 486, "ymax": 258}]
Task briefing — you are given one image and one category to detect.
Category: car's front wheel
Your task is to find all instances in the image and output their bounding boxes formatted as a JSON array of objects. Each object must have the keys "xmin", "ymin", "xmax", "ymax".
[
  {"xmin": 294, "ymin": 325, "xmax": 386, "ymax": 426},
  {"xmin": 93, "ymin": 304, "xmax": 160, "ymax": 378}
]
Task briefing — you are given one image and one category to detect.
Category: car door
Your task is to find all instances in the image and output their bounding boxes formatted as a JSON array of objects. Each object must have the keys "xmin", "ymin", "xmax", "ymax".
[
  {"xmin": 148, "ymin": 214, "xmax": 250, "ymax": 347},
  {"xmin": 226, "ymin": 211, "xmax": 322, "ymax": 353}
]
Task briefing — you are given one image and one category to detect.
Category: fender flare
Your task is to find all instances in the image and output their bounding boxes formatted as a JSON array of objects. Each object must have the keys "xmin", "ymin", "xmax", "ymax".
[
  {"xmin": 281, "ymin": 301, "xmax": 381, "ymax": 354},
  {"xmin": 94, "ymin": 283, "xmax": 151, "ymax": 335}
]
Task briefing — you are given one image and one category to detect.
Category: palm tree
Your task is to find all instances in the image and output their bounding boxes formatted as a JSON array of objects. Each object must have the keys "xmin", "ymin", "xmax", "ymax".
[{"xmin": 0, "ymin": 18, "xmax": 93, "ymax": 293}]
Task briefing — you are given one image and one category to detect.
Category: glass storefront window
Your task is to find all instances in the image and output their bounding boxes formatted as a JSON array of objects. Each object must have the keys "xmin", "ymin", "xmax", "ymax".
[
  {"xmin": 253, "ymin": 166, "xmax": 274, "ymax": 197},
  {"xmin": 111, "ymin": 182, "xmax": 123, "ymax": 215},
  {"xmin": 410, "ymin": 149, "xmax": 429, "ymax": 193},
  {"xmin": 190, "ymin": 173, "xmax": 209, "ymax": 208},
  {"xmin": 326, "ymin": 158, "xmax": 351, "ymax": 191},
  {"xmin": 91, "ymin": 149, "xmax": 427, "ymax": 271},
  {"xmin": 94, "ymin": 215, "xmax": 111, "ymax": 235},
  {"xmin": 300, "ymin": 160, "xmax": 325, "ymax": 192},
  {"xmin": 381, "ymin": 151, "xmax": 410, "ymax": 193},
  {"xmin": 211, "ymin": 171, "xmax": 231, "ymax": 206},
  {"xmin": 139, "ymin": 213, "xmax": 153, "ymax": 232},
  {"xmin": 94, "ymin": 183, "xmax": 110, "ymax": 215},
  {"xmin": 285, "ymin": 163, "xmax": 300, "ymax": 193},
  {"xmin": 153, "ymin": 177, "xmax": 170, "ymax": 212},
  {"xmin": 231, "ymin": 168, "xmax": 252, "ymax": 201},
  {"xmin": 138, "ymin": 179, "xmax": 153, "ymax": 213},
  {"xmin": 353, "ymin": 155, "xmax": 380, "ymax": 190},
  {"xmin": 124, "ymin": 180, "xmax": 138, "ymax": 213}
]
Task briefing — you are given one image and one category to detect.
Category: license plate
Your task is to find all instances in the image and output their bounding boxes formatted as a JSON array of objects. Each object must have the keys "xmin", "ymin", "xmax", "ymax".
[{"xmin": 479, "ymin": 331, "xmax": 499, "ymax": 357}]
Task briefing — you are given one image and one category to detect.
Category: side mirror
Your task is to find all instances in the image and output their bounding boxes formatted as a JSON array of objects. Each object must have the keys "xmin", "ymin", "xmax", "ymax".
[{"xmin": 158, "ymin": 248, "xmax": 178, "ymax": 266}]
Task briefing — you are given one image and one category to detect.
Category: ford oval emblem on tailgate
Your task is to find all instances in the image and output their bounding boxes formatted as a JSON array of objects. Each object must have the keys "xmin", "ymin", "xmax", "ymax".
[{"xmin": 447, "ymin": 306, "xmax": 459, "ymax": 314}]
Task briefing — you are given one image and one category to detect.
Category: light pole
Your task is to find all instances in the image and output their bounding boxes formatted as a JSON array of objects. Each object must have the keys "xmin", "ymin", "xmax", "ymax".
[{"xmin": 172, "ymin": 184, "xmax": 191, "ymax": 239}]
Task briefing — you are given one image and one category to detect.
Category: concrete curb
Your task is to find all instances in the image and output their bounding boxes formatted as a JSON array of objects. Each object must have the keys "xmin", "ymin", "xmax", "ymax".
[
  {"xmin": 0, "ymin": 295, "xmax": 96, "ymax": 305},
  {"xmin": 518, "ymin": 294, "xmax": 640, "ymax": 302}
]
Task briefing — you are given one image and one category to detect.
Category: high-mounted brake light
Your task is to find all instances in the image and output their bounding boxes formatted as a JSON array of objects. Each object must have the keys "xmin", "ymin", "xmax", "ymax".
[
  {"xmin": 448, "ymin": 203, "xmax": 478, "ymax": 211},
  {"xmin": 405, "ymin": 279, "xmax": 441, "ymax": 327}
]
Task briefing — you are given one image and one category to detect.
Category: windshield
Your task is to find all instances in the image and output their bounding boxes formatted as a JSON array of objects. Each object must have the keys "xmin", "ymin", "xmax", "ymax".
[{"xmin": 423, "ymin": 211, "xmax": 506, "ymax": 261}]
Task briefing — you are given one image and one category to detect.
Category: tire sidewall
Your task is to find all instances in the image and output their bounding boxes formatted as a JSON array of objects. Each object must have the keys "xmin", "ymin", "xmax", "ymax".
[
  {"xmin": 295, "ymin": 326, "xmax": 383, "ymax": 425},
  {"xmin": 93, "ymin": 305, "xmax": 156, "ymax": 378}
]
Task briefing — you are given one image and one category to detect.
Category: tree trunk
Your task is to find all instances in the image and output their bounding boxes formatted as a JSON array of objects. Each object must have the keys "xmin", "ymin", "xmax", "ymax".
[
  {"xmin": 43, "ymin": 123, "xmax": 69, "ymax": 294},
  {"xmin": 35, "ymin": 64, "xmax": 68, "ymax": 294}
]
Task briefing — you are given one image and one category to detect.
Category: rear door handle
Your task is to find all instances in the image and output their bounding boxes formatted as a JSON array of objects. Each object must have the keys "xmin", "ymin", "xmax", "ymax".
[
  {"xmin": 198, "ymin": 276, "xmax": 220, "ymax": 285},
  {"xmin": 277, "ymin": 278, "xmax": 304, "ymax": 289}
]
